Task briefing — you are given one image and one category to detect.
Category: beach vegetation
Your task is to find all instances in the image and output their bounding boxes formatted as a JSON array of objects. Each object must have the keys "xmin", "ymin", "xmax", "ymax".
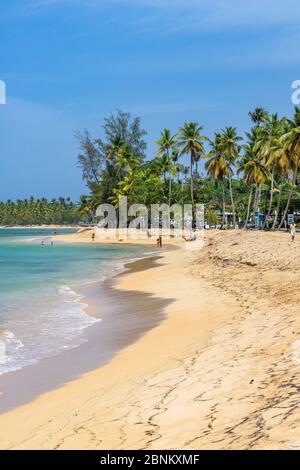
[
  {"xmin": 0, "ymin": 197, "xmax": 80, "ymax": 226},
  {"xmin": 75, "ymin": 106, "xmax": 300, "ymax": 230},
  {"xmin": 2, "ymin": 108, "xmax": 300, "ymax": 230}
]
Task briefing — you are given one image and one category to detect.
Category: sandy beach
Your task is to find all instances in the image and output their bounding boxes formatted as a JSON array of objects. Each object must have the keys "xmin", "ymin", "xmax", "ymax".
[
  {"xmin": 54, "ymin": 227, "xmax": 185, "ymax": 245},
  {"xmin": 0, "ymin": 229, "xmax": 300, "ymax": 450}
]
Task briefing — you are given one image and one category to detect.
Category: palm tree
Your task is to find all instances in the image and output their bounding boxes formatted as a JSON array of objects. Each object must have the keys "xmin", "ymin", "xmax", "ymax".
[
  {"xmin": 115, "ymin": 144, "xmax": 141, "ymax": 179},
  {"xmin": 155, "ymin": 129, "xmax": 177, "ymax": 205},
  {"xmin": 238, "ymin": 147, "xmax": 270, "ymax": 228},
  {"xmin": 278, "ymin": 107, "xmax": 300, "ymax": 228},
  {"xmin": 254, "ymin": 114, "xmax": 287, "ymax": 228},
  {"xmin": 106, "ymin": 136, "xmax": 141, "ymax": 182},
  {"xmin": 243, "ymin": 128, "xmax": 265, "ymax": 219},
  {"xmin": 247, "ymin": 111, "xmax": 269, "ymax": 219},
  {"xmin": 154, "ymin": 154, "xmax": 169, "ymax": 182},
  {"xmin": 219, "ymin": 127, "xmax": 242, "ymax": 227},
  {"xmin": 178, "ymin": 122, "xmax": 208, "ymax": 205},
  {"xmin": 248, "ymin": 107, "xmax": 269, "ymax": 128},
  {"xmin": 205, "ymin": 134, "xmax": 229, "ymax": 225}
]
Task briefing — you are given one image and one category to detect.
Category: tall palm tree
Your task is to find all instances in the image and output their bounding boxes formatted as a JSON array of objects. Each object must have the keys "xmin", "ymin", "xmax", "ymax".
[
  {"xmin": 178, "ymin": 122, "xmax": 208, "ymax": 205},
  {"xmin": 219, "ymin": 127, "xmax": 242, "ymax": 227},
  {"xmin": 254, "ymin": 114, "xmax": 287, "ymax": 228},
  {"xmin": 205, "ymin": 134, "xmax": 229, "ymax": 225},
  {"xmin": 247, "ymin": 110, "xmax": 269, "ymax": 218},
  {"xmin": 155, "ymin": 129, "xmax": 177, "ymax": 205},
  {"xmin": 278, "ymin": 107, "xmax": 300, "ymax": 228},
  {"xmin": 238, "ymin": 146, "xmax": 270, "ymax": 228}
]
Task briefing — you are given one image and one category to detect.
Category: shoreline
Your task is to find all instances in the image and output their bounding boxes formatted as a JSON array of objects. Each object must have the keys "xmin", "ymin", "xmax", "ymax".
[
  {"xmin": 0, "ymin": 230, "xmax": 300, "ymax": 449},
  {"xmin": 0, "ymin": 252, "xmax": 168, "ymax": 413},
  {"xmin": 0, "ymin": 237, "xmax": 228, "ymax": 449}
]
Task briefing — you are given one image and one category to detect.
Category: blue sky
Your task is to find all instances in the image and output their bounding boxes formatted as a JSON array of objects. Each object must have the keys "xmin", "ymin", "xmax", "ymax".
[{"xmin": 0, "ymin": 0, "xmax": 299, "ymax": 201}]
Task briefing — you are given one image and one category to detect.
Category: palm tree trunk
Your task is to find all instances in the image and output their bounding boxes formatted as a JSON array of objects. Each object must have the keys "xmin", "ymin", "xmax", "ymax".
[
  {"xmin": 167, "ymin": 149, "xmax": 172, "ymax": 206},
  {"xmin": 169, "ymin": 177, "xmax": 172, "ymax": 206},
  {"xmin": 228, "ymin": 173, "xmax": 236, "ymax": 227},
  {"xmin": 271, "ymin": 190, "xmax": 282, "ymax": 230},
  {"xmin": 190, "ymin": 153, "xmax": 194, "ymax": 206},
  {"xmin": 278, "ymin": 165, "xmax": 298, "ymax": 229},
  {"xmin": 262, "ymin": 166, "xmax": 274, "ymax": 230},
  {"xmin": 244, "ymin": 188, "xmax": 253, "ymax": 230},
  {"xmin": 222, "ymin": 181, "xmax": 226, "ymax": 225},
  {"xmin": 252, "ymin": 185, "xmax": 258, "ymax": 218},
  {"xmin": 257, "ymin": 187, "xmax": 262, "ymax": 212}
]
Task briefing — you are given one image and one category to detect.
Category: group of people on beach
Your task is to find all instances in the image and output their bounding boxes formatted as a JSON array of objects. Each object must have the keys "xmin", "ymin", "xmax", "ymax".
[
  {"xmin": 88, "ymin": 225, "xmax": 297, "ymax": 244},
  {"xmin": 90, "ymin": 231, "xmax": 164, "ymax": 246}
]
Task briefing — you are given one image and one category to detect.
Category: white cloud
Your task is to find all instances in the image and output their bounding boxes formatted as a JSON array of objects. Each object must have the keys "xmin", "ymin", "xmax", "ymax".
[
  {"xmin": 11, "ymin": 0, "xmax": 300, "ymax": 69},
  {"xmin": 28, "ymin": 0, "xmax": 300, "ymax": 29}
]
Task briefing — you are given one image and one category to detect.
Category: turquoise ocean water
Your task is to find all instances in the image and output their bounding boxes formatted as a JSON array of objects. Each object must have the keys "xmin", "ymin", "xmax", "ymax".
[{"xmin": 0, "ymin": 229, "xmax": 146, "ymax": 375}]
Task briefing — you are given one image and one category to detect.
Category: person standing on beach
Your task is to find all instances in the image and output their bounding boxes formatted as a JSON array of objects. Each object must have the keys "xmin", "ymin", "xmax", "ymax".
[
  {"xmin": 92, "ymin": 233, "xmax": 95, "ymax": 242},
  {"xmin": 290, "ymin": 223, "xmax": 296, "ymax": 242}
]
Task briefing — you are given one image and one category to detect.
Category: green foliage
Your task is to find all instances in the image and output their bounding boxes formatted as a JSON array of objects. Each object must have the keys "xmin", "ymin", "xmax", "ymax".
[
  {"xmin": 205, "ymin": 208, "xmax": 219, "ymax": 226},
  {"xmin": 8, "ymin": 106, "xmax": 293, "ymax": 229},
  {"xmin": 5, "ymin": 107, "xmax": 300, "ymax": 228},
  {"xmin": 0, "ymin": 198, "xmax": 81, "ymax": 226},
  {"xmin": 111, "ymin": 161, "xmax": 165, "ymax": 207},
  {"xmin": 76, "ymin": 110, "xmax": 147, "ymax": 206}
]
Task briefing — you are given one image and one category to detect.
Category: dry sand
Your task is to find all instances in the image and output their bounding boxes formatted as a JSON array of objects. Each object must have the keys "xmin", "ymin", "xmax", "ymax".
[{"xmin": 0, "ymin": 230, "xmax": 300, "ymax": 450}]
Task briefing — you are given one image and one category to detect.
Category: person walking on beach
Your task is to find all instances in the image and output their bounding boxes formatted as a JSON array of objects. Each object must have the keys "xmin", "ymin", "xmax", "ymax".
[
  {"xmin": 289, "ymin": 223, "xmax": 296, "ymax": 242},
  {"xmin": 156, "ymin": 236, "xmax": 162, "ymax": 247},
  {"xmin": 92, "ymin": 233, "xmax": 95, "ymax": 242}
]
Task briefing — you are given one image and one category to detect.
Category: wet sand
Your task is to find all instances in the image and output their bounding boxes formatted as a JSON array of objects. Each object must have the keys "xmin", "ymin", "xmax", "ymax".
[{"xmin": 0, "ymin": 256, "xmax": 170, "ymax": 412}]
